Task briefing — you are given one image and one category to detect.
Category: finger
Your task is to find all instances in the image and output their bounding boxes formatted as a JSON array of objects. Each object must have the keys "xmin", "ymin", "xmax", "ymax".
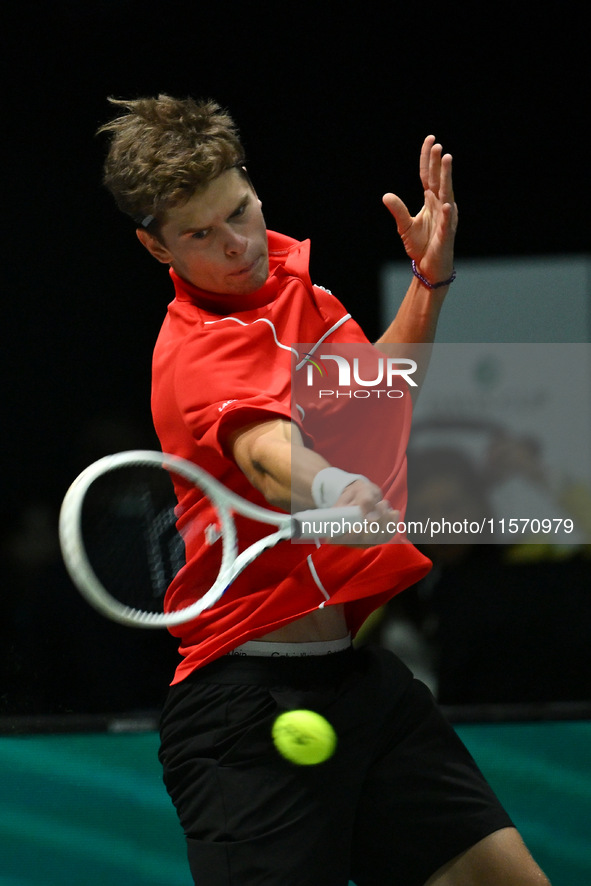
[
  {"xmin": 439, "ymin": 152, "xmax": 455, "ymax": 205},
  {"xmin": 428, "ymin": 142, "xmax": 443, "ymax": 196},
  {"xmin": 419, "ymin": 135, "xmax": 436, "ymax": 190},
  {"xmin": 382, "ymin": 192, "xmax": 412, "ymax": 235},
  {"xmin": 367, "ymin": 504, "xmax": 399, "ymax": 524},
  {"xmin": 441, "ymin": 199, "xmax": 459, "ymax": 236}
]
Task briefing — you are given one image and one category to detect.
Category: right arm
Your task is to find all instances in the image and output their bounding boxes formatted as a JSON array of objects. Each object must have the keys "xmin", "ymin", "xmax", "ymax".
[{"xmin": 227, "ymin": 418, "xmax": 396, "ymax": 540}]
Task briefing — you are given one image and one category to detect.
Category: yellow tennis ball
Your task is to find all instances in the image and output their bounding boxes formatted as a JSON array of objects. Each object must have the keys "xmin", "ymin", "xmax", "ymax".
[{"xmin": 272, "ymin": 709, "xmax": 337, "ymax": 765}]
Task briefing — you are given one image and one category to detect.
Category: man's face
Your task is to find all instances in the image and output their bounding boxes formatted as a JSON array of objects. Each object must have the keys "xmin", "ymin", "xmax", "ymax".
[{"xmin": 138, "ymin": 168, "xmax": 270, "ymax": 295}]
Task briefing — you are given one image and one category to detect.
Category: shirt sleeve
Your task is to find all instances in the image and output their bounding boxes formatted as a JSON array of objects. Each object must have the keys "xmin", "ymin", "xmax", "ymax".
[{"xmin": 173, "ymin": 317, "xmax": 295, "ymax": 458}]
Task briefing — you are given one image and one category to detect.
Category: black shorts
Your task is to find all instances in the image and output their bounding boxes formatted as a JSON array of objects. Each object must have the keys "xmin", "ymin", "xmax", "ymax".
[{"xmin": 159, "ymin": 646, "xmax": 513, "ymax": 886}]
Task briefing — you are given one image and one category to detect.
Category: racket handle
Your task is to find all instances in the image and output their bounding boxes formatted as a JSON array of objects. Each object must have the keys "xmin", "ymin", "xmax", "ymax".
[{"xmin": 291, "ymin": 506, "xmax": 363, "ymax": 538}]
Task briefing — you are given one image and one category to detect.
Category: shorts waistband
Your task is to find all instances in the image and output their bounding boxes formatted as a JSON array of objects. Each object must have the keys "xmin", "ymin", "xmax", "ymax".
[
  {"xmin": 183, "ymin": 645, "xmax": 357, "ymax": 688},
  {"xmin": 228, "ymin": 635, "xmax": 352, "ymax": 658}
]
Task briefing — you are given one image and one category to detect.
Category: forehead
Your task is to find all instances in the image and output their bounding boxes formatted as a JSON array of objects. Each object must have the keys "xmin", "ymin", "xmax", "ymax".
[{"xmin": 164, "ymin": 168, "xmax": 251, "ymax": 234}]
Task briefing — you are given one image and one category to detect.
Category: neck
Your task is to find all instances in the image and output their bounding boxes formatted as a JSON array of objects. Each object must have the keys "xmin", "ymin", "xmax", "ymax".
[{"xmin": 170, "ymin": 267, "xmax": 280, "ymax": 315}]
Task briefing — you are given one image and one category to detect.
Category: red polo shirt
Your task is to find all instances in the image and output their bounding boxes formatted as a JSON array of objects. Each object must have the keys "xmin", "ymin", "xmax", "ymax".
[{"xmin": 151, "ymin": 230, "xmax": 430, "ymax": 681}]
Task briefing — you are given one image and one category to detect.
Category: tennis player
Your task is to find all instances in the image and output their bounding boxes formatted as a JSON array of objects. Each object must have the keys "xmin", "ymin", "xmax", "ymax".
[{"xmin": 98, "ymin": 96, "xmax": 550, "ymax": 886}]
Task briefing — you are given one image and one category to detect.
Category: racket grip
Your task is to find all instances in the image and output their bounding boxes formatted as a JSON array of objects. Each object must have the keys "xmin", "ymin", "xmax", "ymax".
[{"xmin": 291, "ymin": 506, "xmax": 363, "ymax": 538}]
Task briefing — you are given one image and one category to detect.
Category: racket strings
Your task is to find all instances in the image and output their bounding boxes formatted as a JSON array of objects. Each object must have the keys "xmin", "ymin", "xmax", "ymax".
[
  {"xmin": 81, "ymin": 465, "xmax": 188, "ymax": 613},
  {"xmin": 61, "ymin": 453, "xmax": 263, "ymax": 625}
]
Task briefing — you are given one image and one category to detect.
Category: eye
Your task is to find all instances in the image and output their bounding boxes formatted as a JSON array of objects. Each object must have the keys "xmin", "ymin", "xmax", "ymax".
[
  {"xmin": 230, "ymin": 201, "xmax": 248, "ymax": 220},
  {"xmin": 191, "ymin": 228, "xmax": 210, "ymax": 241}
]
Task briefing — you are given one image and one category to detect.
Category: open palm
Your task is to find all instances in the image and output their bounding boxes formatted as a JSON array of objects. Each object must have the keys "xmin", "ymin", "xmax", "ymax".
[{"xmin": 383, "ymin": 135, "xmax": 458, "ymax": 285}]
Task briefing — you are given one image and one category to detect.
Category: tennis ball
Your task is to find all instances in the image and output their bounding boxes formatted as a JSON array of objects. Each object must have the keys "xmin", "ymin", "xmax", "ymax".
[{"xmin": 272, "ymin": 709, "xmax": 337, "ymax": 765}]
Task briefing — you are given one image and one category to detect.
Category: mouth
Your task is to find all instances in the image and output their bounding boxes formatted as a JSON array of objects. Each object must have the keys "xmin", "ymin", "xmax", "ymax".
[{"xmin": 230, "ymin": 255, "xmax": 262, "ymax": 277}]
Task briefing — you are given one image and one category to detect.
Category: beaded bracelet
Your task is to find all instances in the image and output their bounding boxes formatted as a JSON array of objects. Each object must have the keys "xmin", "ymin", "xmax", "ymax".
[{"xmin": 411, "ymin": 259, "xmax": 456, "ymax": 290}]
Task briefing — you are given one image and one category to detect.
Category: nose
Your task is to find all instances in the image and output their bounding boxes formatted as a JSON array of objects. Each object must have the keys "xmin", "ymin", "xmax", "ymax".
[{"xmin": 224, "ymin": 227, "xmax": 248, "ymax": 257}]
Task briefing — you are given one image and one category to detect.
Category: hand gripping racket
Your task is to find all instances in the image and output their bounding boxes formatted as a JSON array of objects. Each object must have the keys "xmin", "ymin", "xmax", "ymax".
[{"xmin": 59, "ymin": 450, "xmax": 361, "ymax": 628}]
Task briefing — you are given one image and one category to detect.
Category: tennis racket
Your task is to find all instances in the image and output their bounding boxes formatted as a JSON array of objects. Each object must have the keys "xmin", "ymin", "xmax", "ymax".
[{"xmin": 59, "ymin": 450, "xmax": 361, "ymax": 629}]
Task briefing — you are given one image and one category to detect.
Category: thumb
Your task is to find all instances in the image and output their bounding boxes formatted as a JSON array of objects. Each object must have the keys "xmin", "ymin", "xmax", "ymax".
[{"xmin": 382, "ymin": 192, "xmax": 412, "ymax": 235}]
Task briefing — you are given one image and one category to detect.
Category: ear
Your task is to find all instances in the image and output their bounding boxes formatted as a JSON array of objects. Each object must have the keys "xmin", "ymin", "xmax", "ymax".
[{"xmin": 136, "ymin": 228, "xmax": 173, "ymax": 264}]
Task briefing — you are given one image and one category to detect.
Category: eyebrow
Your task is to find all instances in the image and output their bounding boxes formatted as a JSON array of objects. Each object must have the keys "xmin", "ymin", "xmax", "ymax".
[{"xmin": 178, "ymin": 192, "xmax": 251, "ymax": 238}]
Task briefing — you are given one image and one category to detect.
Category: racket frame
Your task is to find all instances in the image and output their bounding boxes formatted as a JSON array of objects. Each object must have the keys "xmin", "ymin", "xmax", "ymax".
[{"xmin": 59, "ymin": 450, "xmax": 361, "ymax": 628}]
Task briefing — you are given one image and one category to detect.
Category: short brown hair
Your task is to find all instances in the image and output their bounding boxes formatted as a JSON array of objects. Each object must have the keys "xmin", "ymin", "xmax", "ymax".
[{"xmin": 97, "ymin": 95, "xmax": 245, "ymax": 226}]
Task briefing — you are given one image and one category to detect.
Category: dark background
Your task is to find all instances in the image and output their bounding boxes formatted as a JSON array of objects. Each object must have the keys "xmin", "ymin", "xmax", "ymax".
[{"xmin": 1, "ymin": 2, "xmax": 589, "ymax": 716}]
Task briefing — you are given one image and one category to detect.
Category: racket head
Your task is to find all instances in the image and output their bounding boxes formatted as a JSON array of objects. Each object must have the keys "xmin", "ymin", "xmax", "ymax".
[{"xmin": 59, "ymin": 450, "xmax": 238, "ymax": 628}]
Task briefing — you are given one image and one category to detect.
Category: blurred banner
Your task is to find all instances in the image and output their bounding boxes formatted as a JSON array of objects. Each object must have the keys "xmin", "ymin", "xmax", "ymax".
[
  {"xmin": 406, "ymin": 342, "xmax": 591, "ymax": 545},
  {"xmin": 381, "ymin": 255, "xmax": 590, "ymax": 343}
]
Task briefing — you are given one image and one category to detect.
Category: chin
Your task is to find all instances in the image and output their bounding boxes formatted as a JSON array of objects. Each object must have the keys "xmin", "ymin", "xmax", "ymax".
[{"xmin": 242, "ymin": 262, "xmax": 270, "ymax": 293}]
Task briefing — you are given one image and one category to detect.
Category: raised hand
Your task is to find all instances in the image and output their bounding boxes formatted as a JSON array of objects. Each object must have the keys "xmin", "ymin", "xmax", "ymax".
[{"xmin": 382, "ymin": 135, "xmax": 458, "ymax": 286}]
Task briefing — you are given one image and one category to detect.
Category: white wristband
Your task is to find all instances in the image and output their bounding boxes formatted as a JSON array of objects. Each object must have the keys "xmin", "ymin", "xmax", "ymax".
[{"xmin": 311, "ymin": 467, "xmax": 369, "ymax": 508}]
